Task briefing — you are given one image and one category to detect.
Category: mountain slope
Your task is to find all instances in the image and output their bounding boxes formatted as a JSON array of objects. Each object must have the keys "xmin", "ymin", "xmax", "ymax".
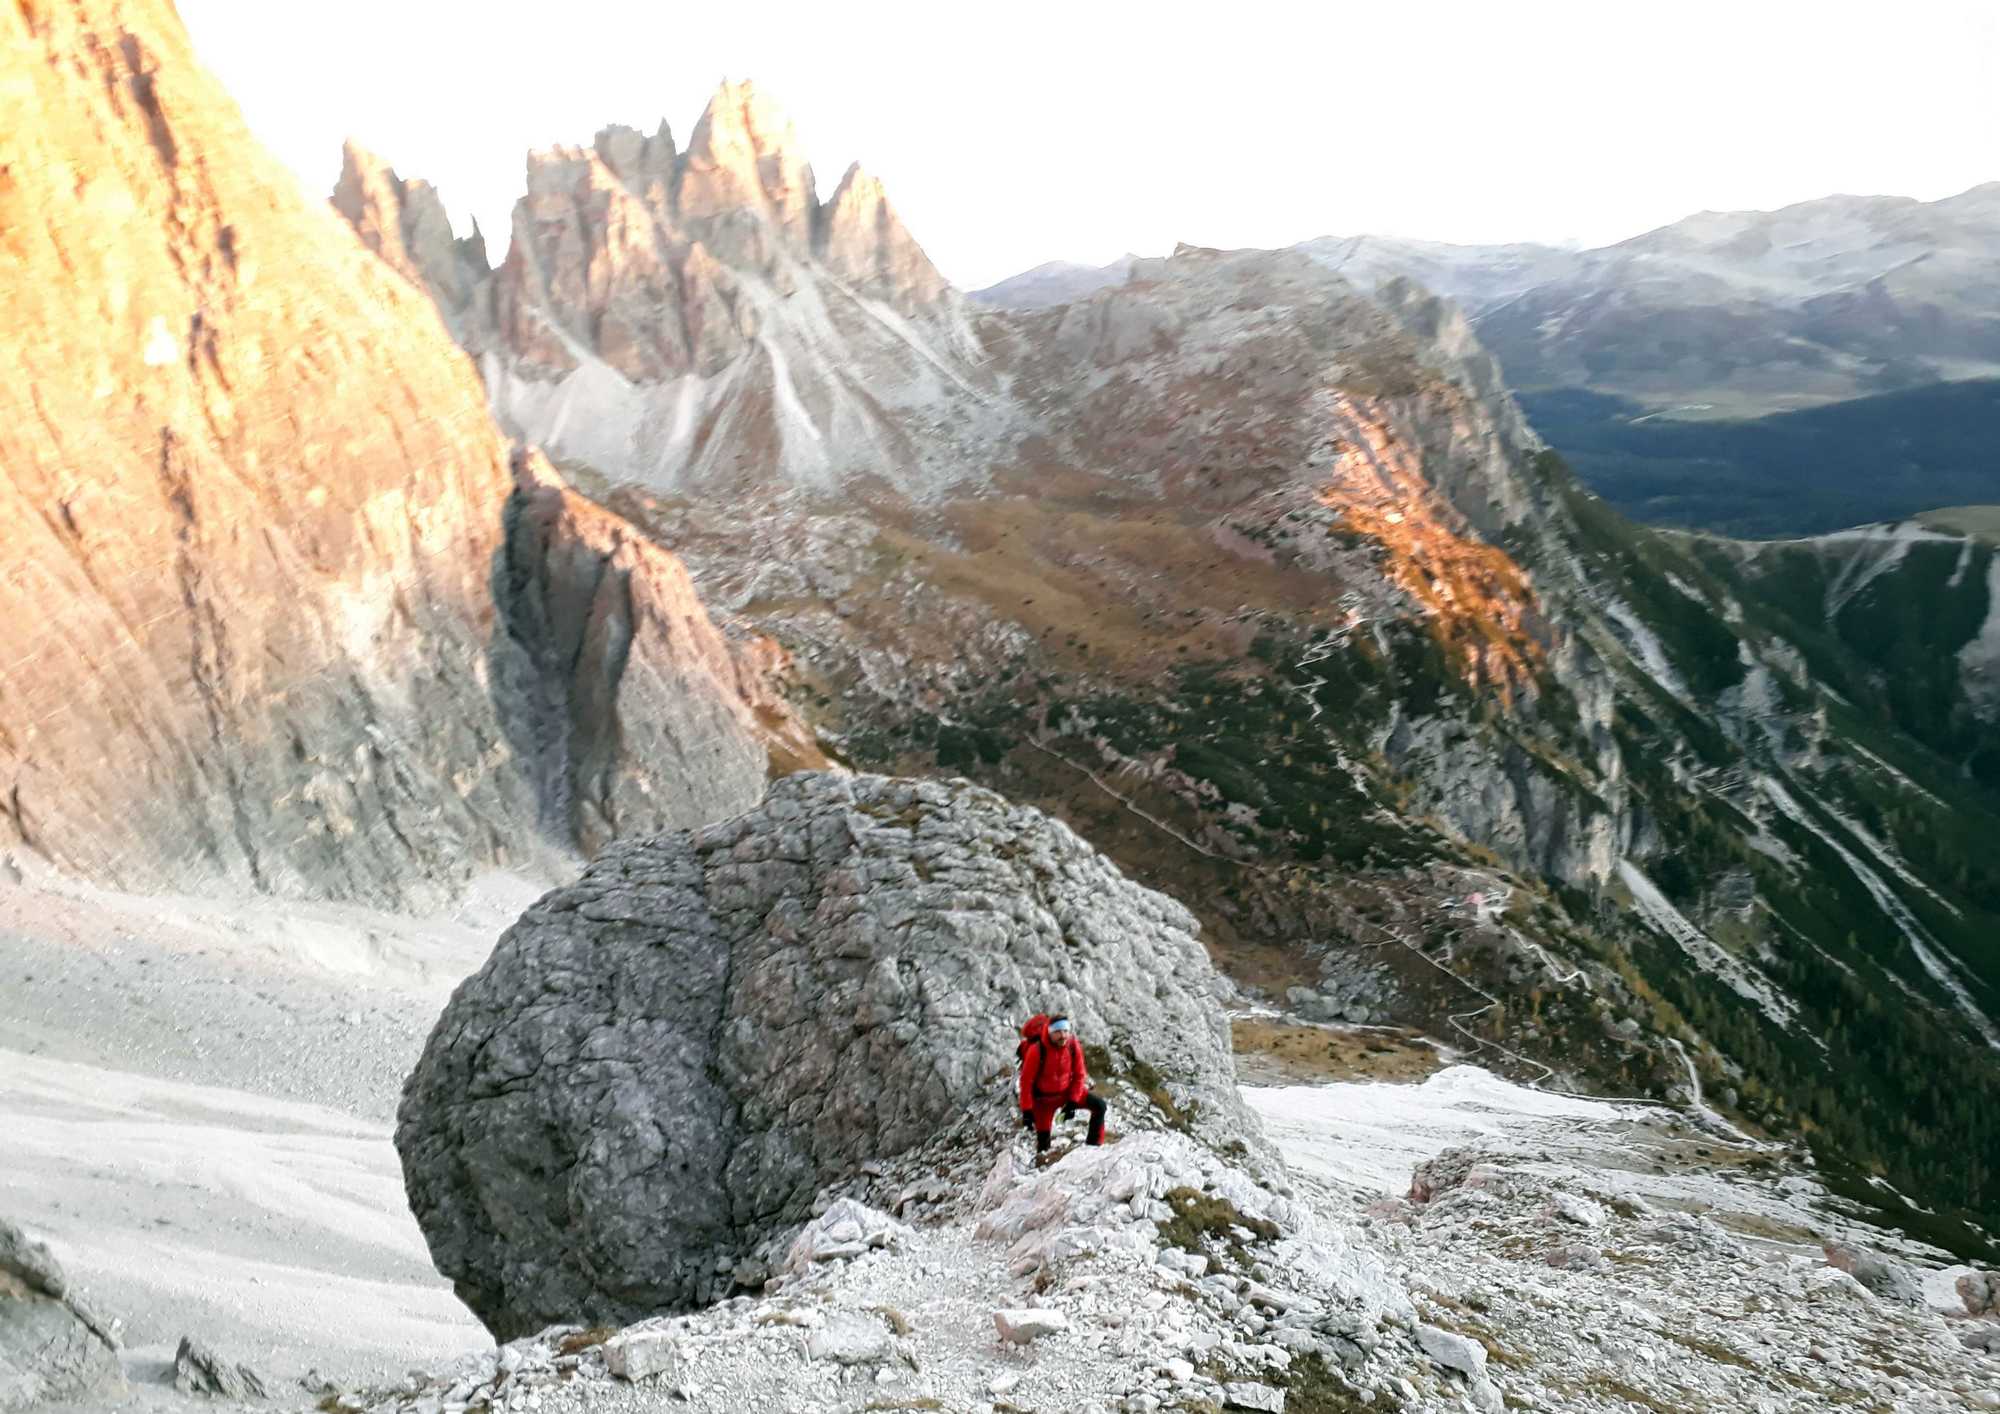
[
  {"xmin": 0, "ymin": 0, "xmax": 802, "ymax": 906},
  {"xmin": 969, "ymin": 255, "xmax": 1138, "ymax": 309},
  {"xmin": 1516, "ymin": 379, "xmax": 2000, "ymax": 536},
  {"xmin": 356, "ymin": 106, "xmax": 2000, "ymax": 1241}
]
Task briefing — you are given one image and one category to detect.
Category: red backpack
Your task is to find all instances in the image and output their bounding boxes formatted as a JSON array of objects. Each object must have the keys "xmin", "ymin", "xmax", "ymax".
[{"xmin": 1017, "ymin": 1013, "xmax": 1051, "ymax": 1067}]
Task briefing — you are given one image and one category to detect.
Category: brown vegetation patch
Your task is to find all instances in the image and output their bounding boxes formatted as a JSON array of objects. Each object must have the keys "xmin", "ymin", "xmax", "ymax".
[{"xmin": 1232, "ymin": 1019, "xmax": 1442, "ymax": 1085}]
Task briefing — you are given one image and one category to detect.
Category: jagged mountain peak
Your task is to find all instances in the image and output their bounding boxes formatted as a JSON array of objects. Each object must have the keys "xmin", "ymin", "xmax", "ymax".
[
  {"xmin": 816, "ymin": 160, "xmax": 949, "ymax": 312},
  {"xmin": 592, "ymin": 118, "xmax": 676, "ymax": 188},
  {"xmin": 678, "ymin": 76, "xmax": 817, "ymax": 252},
  {"xmin": 338, "ymin": 80, "xmax": 992, "ymax": 495},
  {"xmin": 331, "ymin": 137, "xmax": 486, "ymax": 314}
]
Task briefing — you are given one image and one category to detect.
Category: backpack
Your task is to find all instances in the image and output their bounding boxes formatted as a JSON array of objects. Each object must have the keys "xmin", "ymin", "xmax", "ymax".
[
  {"xmin": 1016, "ymin": 1013, "xmax": 1050, "ymax": 1069},
  {"xmin": 1016, "ymin": 1014, "xmax": 1072, "ymax": 1096}
]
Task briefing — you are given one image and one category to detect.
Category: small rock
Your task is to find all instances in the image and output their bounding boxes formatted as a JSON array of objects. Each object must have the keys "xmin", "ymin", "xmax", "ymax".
[
  {"xmin": 1959, "ymin": 1270, "xmax": 1999, "ymax": 1316},
  {"xmin": 1416, "ymin": 1323, "xmax": 1487, "ymax": 1379},
  {"xmin": 806, "ymin": 1311, "xmax": 899, "ymax": 1366},
  {"xmin": 1223, "ymin": 1379, "xmax": 1286, "ymax": 1411},
  {"xmin": 994, "ymin": 1308, "xmax": 1070, "ymax": 1345},
  {"xmin": 1548, "ymin": 1193, "xmax": 1607, "ymax": 1227},
  {"xmin": 1823, "ymin": 1244, "xmax": 1924, "ymax": 1306},
  {"xmin": 1962, "ymin": 1327, "xmax": 2000, "ymax": 1355},
  {"xmin": 173, "ymin": 1336, "xmax": 269, "ymax": 1401},
  {"xmin": 602, "ymin": 1329, "xmax": 679, "ymax": 1381}
]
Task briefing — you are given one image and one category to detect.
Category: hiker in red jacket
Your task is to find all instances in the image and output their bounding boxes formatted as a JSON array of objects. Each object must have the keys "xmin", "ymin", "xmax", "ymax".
[{"xmin": 1017, "ymin": 1013, "xmax": 1107, "ymax": 1153}]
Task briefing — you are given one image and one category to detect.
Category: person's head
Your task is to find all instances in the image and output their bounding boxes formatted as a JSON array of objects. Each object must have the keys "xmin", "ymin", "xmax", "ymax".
[{"xmin": 1047, "ymin": 1015, "xmax": 1074, "ymax": 1046}]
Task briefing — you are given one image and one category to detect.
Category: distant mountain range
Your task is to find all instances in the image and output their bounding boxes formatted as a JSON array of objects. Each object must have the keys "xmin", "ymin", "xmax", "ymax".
[
  {"xmin": 979, "ymin": 185, "xmax": 2000, "ymax": 417},
  {"xmin": 975, "ymin": 187, "xmax": 2000, "ymax": 536}
]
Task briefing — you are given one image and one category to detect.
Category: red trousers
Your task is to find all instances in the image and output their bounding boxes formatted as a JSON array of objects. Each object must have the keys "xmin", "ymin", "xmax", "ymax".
[{"xmin": 1028, "ymin": 1093, "xmax": 1107, "ymax": 1149}]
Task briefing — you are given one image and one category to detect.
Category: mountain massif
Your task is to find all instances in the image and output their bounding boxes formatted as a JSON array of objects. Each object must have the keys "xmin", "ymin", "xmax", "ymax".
[
  {"xmin": 349, "ymin": 94, "xmax": 2000, "ymax": 1243},
  {"xmin": 0, "ymin": 0, "xmax": 812, "ymax": 907}
]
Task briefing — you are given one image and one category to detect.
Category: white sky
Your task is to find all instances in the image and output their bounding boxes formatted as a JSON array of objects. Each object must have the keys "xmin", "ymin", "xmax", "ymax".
[{"xmin": 180, "ymin": 0, "xmax": 1999, "ymax": 290}]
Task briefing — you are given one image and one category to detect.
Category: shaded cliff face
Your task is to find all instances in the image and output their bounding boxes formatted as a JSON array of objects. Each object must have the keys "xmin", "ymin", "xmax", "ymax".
[
  {"xmin": 0, "ymin": 0, "xmax": 800, "ymax": 904},
  {"xmin": 491, "ymin": 451, "xmax": 823, "ymax": 857}
]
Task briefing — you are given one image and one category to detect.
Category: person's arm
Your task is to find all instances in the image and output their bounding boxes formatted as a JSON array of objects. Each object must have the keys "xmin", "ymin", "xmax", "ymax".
[
  {"xmin": 1069, "ymin": 1040, "xmax": 1090, "ymax": 1104},
  {"xmin": 1019, "ymin": 1044, "xmax": 1039, "ymax": 1112}
]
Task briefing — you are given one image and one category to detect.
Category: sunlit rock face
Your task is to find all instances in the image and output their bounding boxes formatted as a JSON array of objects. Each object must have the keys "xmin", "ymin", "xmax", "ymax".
[{"xmin": 0, "ymin": 0, "xmax": 800, "ymax": 902}]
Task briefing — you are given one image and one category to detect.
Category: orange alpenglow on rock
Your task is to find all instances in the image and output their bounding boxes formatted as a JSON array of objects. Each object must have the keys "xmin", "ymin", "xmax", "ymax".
[{"xmin": 0, "ymin": 0, "xmax": 808, "ymax": 903}]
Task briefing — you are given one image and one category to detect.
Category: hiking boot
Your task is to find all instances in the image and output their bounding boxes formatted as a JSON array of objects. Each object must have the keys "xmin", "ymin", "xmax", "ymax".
[{"xmin": 1034, "ymin": 1145, "xmax": 1073, "ymax": 1169}]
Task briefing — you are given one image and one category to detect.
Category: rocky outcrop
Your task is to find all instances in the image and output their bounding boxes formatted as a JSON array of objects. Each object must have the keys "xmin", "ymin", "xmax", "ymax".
[
  {"xmin": 816, "ymin": 163, "xmax": 950, "ymax": 313},
  {"xmin": 0, "ymin": 1219, "xmax": 122, "ymax": 1410},
  {"xmin": 330, "ymin": 140, "xmax": 490, "ymax": 333},
  {"xmin": 0, "ymin": 0, "xmax": 796, "ymax": 902},
  {"xmin": 490, "ymin": 450, "xmax": 822, "ymax": 854},
  {"xmin": 397, "ymin": 772, "xmax": 1257, "ymax": 1338},
  {"xmin": 172, "ymin": 1336, "xmax": 267, "ymax": 1400},
  {"xmin": 0, "ymin": 0, "xmax": 521, "ymax": 903}
]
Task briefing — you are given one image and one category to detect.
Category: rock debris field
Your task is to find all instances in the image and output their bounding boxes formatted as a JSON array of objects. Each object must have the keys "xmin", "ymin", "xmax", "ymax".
[{"xmin": 4, "ymin": 782, "xmax": 1999, "ymax": 1412}]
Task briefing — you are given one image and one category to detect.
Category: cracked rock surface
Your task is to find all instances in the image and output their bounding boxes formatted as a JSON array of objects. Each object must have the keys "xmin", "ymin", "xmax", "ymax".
[
  {"xmin": 0, "ymin": 1218, "xmax": 122, "ymax": 1411},
  {"xmin": 397, "ymin": 772, "xmax": 1260, "ymax": 1339}
]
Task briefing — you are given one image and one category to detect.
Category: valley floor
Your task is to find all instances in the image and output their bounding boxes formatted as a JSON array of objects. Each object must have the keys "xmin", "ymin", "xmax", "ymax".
[{"xmin": 2, "ymin": 876, "xmax": 1997, "ymax": 1412}]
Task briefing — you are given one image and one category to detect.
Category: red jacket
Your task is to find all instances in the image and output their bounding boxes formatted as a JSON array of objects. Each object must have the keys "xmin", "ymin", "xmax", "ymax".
[{"xmin": 1018, "ymin": 1015, "xmax": 1090, "ymax": 1108}]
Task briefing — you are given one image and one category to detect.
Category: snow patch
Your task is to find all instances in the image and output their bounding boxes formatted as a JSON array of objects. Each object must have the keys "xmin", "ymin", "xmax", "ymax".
[
  {"xmin": 1244, "ymin": 1066, "xmax": 1625, "ymax": 1198},
  {"xmin": 1960, "ymin": 557, "xmax": 2000, "ymax": 719}
]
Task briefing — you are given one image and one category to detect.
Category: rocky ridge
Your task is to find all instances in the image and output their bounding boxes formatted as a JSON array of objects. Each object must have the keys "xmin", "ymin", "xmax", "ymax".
[{"xmin": 332, "ymin": 1073, "xmax": 2000, "ymax": 1414}]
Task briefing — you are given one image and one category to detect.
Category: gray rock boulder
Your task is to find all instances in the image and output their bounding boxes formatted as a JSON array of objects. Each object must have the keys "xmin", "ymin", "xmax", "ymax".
[
  {"xmin": 1959, "ymin": 1269, "xmax": 1999, "ymax": 1316},
  {"xmin": 0, "ymin": 1219, "xmax": 122, "ymax": 1411},
  {"xmin": 172, "ymin": 1336, "xmax": 268, "ymax": 1400},
  {"xmin": 398, "ymin": 772, "xmax": 1260, "ymax": 1338},
  {"xmin": 1824, "ymin": 1244, "xmax": 1924, "ymax": 1307}
]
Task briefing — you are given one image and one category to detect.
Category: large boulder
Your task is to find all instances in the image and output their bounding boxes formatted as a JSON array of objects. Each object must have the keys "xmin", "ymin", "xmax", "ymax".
[
  {"xmin": 398, "ymin": 772, "xmax": 1259, "ymax": 1338},
  {"xmin": 0, "ymin": 1219, "xmax": 122, "ymax": 1410}
]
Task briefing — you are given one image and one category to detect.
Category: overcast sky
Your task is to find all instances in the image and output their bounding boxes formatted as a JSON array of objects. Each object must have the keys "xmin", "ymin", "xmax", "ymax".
[{"xmin": 180, "ymin": 0, "xmax": 1999, "ymax": 290}]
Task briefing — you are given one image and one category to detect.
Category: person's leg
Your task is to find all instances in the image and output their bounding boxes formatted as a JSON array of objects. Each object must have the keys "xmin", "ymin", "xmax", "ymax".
[
  {"xmin": 1032, "ymin": 1097, "xmax": 1059, "ymax": 1152},
  {"xmin": 1084, "ymin": 1094, "xmax": 1108, "ymax": 1145}
]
